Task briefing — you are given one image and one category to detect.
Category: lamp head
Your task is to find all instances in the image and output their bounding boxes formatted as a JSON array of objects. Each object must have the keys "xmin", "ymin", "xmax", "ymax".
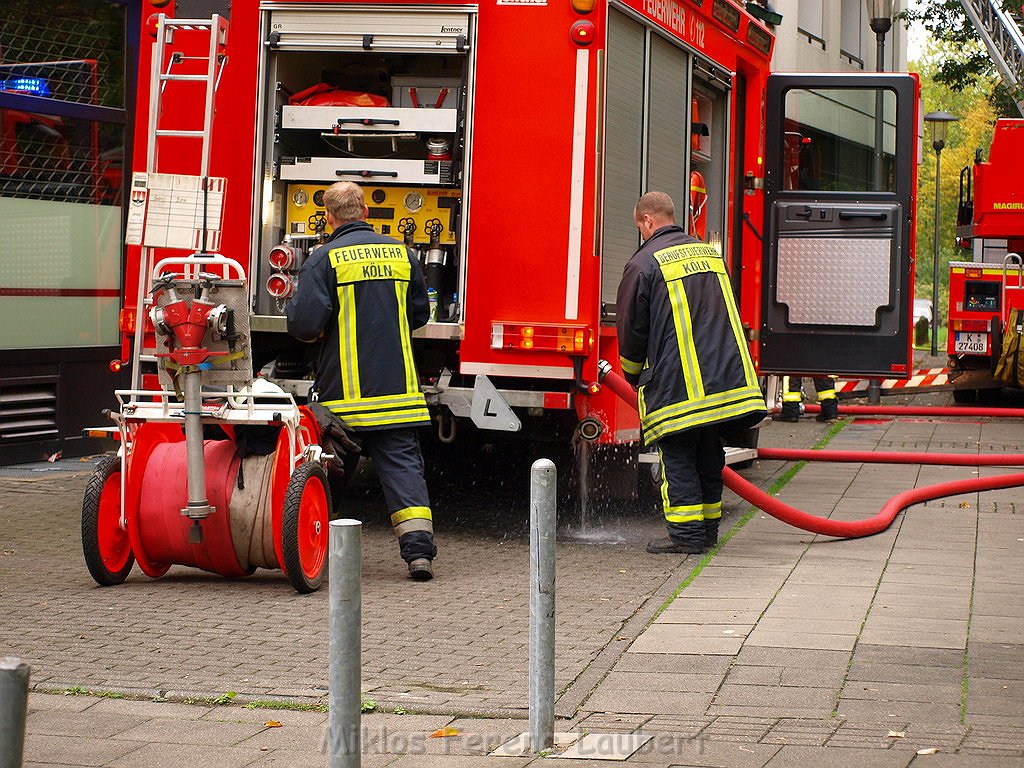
[
  {"xmin": 924, "ymin": 111, "xmax": 959, "ymax": 152},
  {"xmin": 866, "ymin": 0, "xmax": 894, "ymax": 34}
]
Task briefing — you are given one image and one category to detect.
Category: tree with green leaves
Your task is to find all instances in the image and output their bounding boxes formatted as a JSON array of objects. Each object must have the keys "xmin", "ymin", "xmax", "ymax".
[
  {"xmin": 911, "ymin": 36, "xmax": 997, "ymax": 318},
  {"xmin": 901, "ymin": 0, "xmax": 1023, "ymax": 116}
]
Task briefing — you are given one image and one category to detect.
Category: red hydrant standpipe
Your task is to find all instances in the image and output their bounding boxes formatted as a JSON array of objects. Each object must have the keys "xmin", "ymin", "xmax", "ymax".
[{"xmin": 596, "ymin": 363, "xmax": 1024, "ymax": 539}]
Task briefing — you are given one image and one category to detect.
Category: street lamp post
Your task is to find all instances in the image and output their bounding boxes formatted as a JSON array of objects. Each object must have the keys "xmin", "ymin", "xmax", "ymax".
[
  {"xmin": 924, "ymin": 111, "xmax": 959, "ymax": 358},
  {"xmin": 866, "ymin": 0, "xmax": 894, "ymax": 73},
  {"xmin": 866, "ymin": 1, "xmax": 894, "ymax": 403},
  {"xmin": 866, "ymin": 0, "xmax": 894, "ymax": 189}
]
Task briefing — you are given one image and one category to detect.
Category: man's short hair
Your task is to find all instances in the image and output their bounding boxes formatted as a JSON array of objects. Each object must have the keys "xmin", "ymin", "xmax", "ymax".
[
  {"xmin": 634, "ymin": 191, "xmax": 675, "ymax": 223},
  {"xmin": 323, "ymin": 182, "xmax": 366, "ymax": 223}
]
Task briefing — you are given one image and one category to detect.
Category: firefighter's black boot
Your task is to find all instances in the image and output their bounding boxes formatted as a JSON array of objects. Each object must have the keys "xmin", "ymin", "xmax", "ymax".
[
  {"xmin": 648, "ymin": 521, "xmax": 705, "ymax": 554},
  {"xmin": 816, "ymin": 397, "xmax": 839, "ymax": 423},
  {"xmin": 646, "ymin": 536, "xmax": 704, "ymax": 554},
  {"xmin": 774, "ymin": 402, "xmax": 800, "ymax": 422},
  {"xmin": 399, "ymin": 531, "xmax": 436, "ymax": 581},
  {"xmin": 704, "ymin": 519, "xmax": 720, "ymax": 550},
  {"xmin": 408, "ymin": 558, "xmax": 433, "ymax": 581}
]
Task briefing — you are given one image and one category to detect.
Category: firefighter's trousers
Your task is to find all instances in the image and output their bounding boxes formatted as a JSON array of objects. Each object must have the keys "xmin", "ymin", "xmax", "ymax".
[
  {"xmin": 657, "ymin": 426, "xmax": 724, "ymax": 550},
  {"xmin": 359, "ymin": 428, "xmax": 436, "ymax": 563},
  {"xmin": 783, "ymin": 376, "xmax": 837, "ymax": 403}
]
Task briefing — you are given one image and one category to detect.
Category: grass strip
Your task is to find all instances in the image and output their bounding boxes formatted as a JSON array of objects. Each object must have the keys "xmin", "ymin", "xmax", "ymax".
[{"xmin": 654, "ymin": 418, "xmax": 849, "ymax": 618}]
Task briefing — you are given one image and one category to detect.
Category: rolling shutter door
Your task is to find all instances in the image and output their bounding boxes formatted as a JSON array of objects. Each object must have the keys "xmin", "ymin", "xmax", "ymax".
[
  {"xmin": 646, "ymin": 34, "xmax": 687, "ymax": 218},
  {"xmin": 601, "ymin": 8, "xmax": 645, "ymax": 307}
]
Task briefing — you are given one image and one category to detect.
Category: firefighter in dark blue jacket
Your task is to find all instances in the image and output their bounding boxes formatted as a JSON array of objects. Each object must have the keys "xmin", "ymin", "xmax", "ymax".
[
  {"xmin": 616, "ymin": 192, "xmax": 766, "ymax": 554},
  {"xmin": 286, "ymin": 182, "xmax": 436, "ymax": 581}
]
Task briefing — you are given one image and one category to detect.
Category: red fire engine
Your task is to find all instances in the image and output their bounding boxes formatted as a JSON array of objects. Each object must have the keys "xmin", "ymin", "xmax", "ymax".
[
  {"xmin": 949, "ymin": 118, "xmax": 1024, "ymax": 401},
  {"xmin": 119, "ymin": 0, "xmax": 920, "ymax": 492}
]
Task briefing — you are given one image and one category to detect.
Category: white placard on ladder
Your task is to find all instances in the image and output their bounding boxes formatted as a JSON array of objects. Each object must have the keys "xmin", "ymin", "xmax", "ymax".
[{"xmin": 125, "ymin": 172, "xmax": 227, "ymax": 251}]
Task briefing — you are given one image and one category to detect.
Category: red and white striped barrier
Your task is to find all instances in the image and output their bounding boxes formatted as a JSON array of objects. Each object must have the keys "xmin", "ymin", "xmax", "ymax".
[{"xmin": 835, "ymin": 367, "xmax": 950, "ymax": 394}]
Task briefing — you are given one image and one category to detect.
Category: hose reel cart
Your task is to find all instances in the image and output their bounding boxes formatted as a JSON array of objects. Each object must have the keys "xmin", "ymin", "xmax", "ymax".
[
  {"xmin": 82, "ymin": 254, "xmax": 332, "ymax": 593},
  {"xmin": 81, "ymin": 15, "xmax": 332, "ymax": 593}
]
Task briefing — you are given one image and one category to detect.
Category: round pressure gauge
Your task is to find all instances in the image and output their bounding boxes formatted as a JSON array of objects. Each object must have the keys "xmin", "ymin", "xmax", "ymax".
[
  {"xmin": 291, "ymin": 188, "xmax": 309, "ymax": 207},
  {"xmin": 404, "ymin": 191, "xmax": 424, "ymax": 213},
  {"xmin": 312, "ymin": 189, "xmax": 325, "ymax": 207}
]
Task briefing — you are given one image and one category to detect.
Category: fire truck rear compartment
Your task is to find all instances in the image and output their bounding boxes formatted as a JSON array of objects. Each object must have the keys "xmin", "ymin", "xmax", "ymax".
[{"xmin": 255, "ymin": 10, "xmax": 470, "ymax": 331}]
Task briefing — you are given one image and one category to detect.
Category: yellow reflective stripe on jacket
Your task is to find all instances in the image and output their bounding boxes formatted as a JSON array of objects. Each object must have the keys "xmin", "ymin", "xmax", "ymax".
[
  {"xmin": 652, "ymin": 243, "xmax": 725, "ymax": 280},
  {"xmin": 340, "ymin": 409, "xmax": 430, "ymax": 428},
  {"xmin": 818, "ymin": 389, "xmax": 837, "ymax": 400},
  {"xmin": 702, "ymin": 501, "xmax": 722, "ymax": 520},
  {"xmin": 664, "ymin": 503, "xmax": 704, "ymax": 524},
  {"xmin": 395, "ymin": 281, "xmax": 417, "ymax": 395},
  {"xmin": 620, "ymin": 356, "xmax": 643, "ymax": 376},
  {"xmin": 718, "ymin": 271, "xmax": 759, "ymax": 386},
  {"xmin": 337, "ymin": 284, "xmax": 360, "ymax": 400},
  {"xmin": 643, "ymin": 387, "xmax": 765, "ymax": 442},
  {"xmin": 322, "ymin": 392, "xmax": 429, "ymax": 429},
  {"xmin": 668, "ymin": 280, "xmax": 704, "ymax": 400},
  {"xmin": 322, "ymin": 392, "xmax": 427, "ymax": 410},
  {"xmin": 329, "ymin": 243, "xmax": 411, "ymax": 283},
  {"xmin": 390, "ymin": 506, "xmax": 433, "ymax": 526},
  {"xmin": 658, "ymin": 450, "xmax": 670, "ymax": 511},
  {"xmin": 644, "ymin": 383, "xmax": 763, "ymax": 430}
]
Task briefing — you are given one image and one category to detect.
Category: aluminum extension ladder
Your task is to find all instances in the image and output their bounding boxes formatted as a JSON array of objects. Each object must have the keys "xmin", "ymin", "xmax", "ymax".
[
  {"xmin": 129, "ymin": 15, "xmax": 229, "ymax": 388},
  {"xmin": 959, "ymin": 0, "xmax": 1024, "ymax": 116}
]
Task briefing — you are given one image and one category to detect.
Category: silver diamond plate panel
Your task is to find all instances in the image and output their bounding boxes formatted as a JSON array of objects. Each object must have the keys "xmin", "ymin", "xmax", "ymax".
[{"xmin": 777, "ymin": 237, "xmax": 891, "ymax": 326}]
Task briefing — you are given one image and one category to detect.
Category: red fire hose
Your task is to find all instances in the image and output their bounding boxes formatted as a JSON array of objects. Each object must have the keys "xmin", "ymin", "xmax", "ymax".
[
  {"xmin": 802, "ymin": 403, "xmax": 1024, "ymax": 418},
  {"xmin": 597, "ymin": 366, "xmax": 1024, "ymax": 539}
]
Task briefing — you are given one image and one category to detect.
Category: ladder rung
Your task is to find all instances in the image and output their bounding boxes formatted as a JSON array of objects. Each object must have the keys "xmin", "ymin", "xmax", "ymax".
[
  {"xmin": 155, "ymin": 130, "xmax": 205, "ymax": 137},
  {"xmin": 161, "ymin": 74, "xmax": 211, "ymax": 82},
  {"xmin": 163, "ymin": 18, "xmax": 217, "ymax": 29}
]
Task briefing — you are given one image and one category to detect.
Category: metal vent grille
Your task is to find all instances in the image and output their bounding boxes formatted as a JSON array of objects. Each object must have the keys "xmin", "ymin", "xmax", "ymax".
[{"xmin": 0, "ymin": 381, "xmax": 58, "ymax": 440}]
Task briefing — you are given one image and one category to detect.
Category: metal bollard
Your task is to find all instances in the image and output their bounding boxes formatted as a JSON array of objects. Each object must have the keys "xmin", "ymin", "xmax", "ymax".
[
  {"xmin": 529, "ymin": 459, "xmax": 556, "ymax": 753},
  {"xmin": 0, "ymin": 657, "xmax": 30, "ymax": 768},
  {"xmin": 328, "ymin": 520, "xmax": 362, "ymax": 768},
  {"xmin": 868, "ymin": 379, "xmax": 881, "ymax": 405}
]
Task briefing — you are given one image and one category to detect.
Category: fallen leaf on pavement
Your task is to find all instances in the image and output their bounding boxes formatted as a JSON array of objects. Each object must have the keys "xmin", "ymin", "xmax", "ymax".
[
  {"xmin": 431, "ymin": 727, "xmax": 459, "ymax": 738},
  {"xmin": 265, "ymin": 721, "xmax": 283, "ymax": 728}
]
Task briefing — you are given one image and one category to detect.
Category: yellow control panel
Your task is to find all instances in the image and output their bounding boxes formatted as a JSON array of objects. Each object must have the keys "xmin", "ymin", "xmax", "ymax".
[{"xmin": 285, "ymin": 184, "xmax": 460, "ymax": 246}]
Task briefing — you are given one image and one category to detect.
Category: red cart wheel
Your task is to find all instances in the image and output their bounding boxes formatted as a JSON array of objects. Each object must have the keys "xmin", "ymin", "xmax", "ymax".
[
  {"xmin": 82, "ymin": 455, "xmax": 134, "ymax": 586},
  {"xmin": 281, "ymin": 462, "xmax": 331, "ymax": 593}
]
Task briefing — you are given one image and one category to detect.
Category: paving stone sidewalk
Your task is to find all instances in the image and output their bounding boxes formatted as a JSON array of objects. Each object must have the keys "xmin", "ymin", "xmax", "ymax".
[{"xmin": 6, "ymin": 360, "xmax": 1024, "ymax": 766}]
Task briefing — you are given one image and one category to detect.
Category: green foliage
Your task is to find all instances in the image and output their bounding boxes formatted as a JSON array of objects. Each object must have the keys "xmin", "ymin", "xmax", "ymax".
[
  {"xmin": 911, "ymin": 48, "xmax": 997, "ymax": 313},
  {"xmin": 58, "ymin": 686, "xmax": 124, "ymax": 699},
  {"xmin": 901, "ymin": 1, "xmax": 1024, "ymax": 116},
  {"xmin": 360, "ymin": 697, "xmax": 377, "ymax": 712},
  {"xmin": 213, "ymin": 691, "xmax": 238, "ymax": 706}
]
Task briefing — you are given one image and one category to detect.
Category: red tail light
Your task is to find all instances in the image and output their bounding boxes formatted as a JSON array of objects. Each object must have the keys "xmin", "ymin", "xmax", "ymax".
[{"xmin": 491, "ymin": 323, "xmax": 592, "ymax": 354}]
